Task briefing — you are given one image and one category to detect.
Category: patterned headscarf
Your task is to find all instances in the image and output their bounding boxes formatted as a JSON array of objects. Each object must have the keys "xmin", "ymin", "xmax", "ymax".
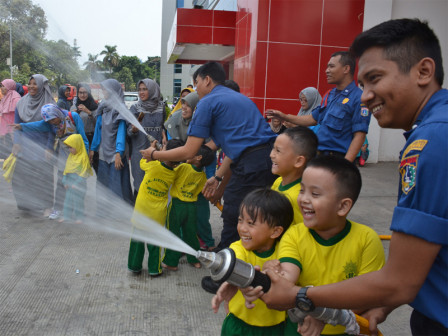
[
  {"xmin": 15, "ymin": 74, "xmax": 55, "ymax": 122},
  {"xmin": 41, "ymin": 104, "xmax": 67, "ymax": 133}
]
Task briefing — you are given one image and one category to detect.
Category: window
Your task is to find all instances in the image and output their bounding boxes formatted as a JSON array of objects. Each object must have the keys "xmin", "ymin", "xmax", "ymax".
[
  {"xmin": 173, "ymin": 79, "xmax": 182, "ymax": 98},
  {"xmin": 174, "ymin": 64, "xmax": 182, "ymax": 74}
]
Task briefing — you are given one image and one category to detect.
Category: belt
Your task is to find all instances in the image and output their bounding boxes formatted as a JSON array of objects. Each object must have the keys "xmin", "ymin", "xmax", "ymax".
[
  {"xmin": 240, "ymin": 140, "xmax": 273, "ymax": 158},
  {"xmin": 317, "ymin": 150, "xmax": 345, "ymax": 157}
]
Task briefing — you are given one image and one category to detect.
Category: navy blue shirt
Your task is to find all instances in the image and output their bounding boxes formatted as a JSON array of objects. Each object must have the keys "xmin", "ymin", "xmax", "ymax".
[
  {"xmin": 390, "ymin": 89, "xmax": 448, "ymax": 327},
  {"xmin": 312, "ymin": 81, "xmax": 371, "ymax": 153},
  {"xmin": 188, "ymin": 85, "xmax": 276, "ymax": 161}
]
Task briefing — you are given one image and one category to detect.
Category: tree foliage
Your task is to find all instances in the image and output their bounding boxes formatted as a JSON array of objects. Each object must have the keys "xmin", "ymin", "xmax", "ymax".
[{"xmin": 0, "ymin": 0, "xmax": 161, "ymax": 92}]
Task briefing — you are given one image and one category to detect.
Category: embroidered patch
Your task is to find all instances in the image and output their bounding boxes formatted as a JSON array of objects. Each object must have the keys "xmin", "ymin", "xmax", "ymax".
[
  {"xmin": 343, "ymin": 260, "xmax": 358, "ymax": 279},
  {"xmin": 342, "ymin": 98, "xmax": 349, "ymax": 104},
  {"xmin": 361, "ymin": 107, "xmax": 369, "ymax": 117},
  {"xmin": 400, "ymin": 155, "xmax": 418, "ymax": 194},
  {"xmin": 402, "ymin": 139, "xmax": 427, "ymax": 158}
]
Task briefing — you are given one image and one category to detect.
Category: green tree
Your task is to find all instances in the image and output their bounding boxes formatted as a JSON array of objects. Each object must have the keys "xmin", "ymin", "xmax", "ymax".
[
  {"xmin": 83, "ymin": 53, "xmax": 102, "ymax": 81},
  {"xmin": 116, "ymin": 66, "xmax": 135, "ymax": 91},
  {"xmin": 100, "ymin": 45, "xmax": 120, "ymax": 74}
]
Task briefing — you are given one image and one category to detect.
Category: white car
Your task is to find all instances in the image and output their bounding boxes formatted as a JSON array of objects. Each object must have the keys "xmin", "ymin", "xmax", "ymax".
[{"xmin": 124, "ymin": 92, "xmax": 139, "ymax": 109}]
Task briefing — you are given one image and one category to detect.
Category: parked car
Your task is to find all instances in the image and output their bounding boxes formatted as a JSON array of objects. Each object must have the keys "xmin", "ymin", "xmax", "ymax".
[{"xmin": 124, "ymin": 92, "xmax": 139, "ymax": 109}]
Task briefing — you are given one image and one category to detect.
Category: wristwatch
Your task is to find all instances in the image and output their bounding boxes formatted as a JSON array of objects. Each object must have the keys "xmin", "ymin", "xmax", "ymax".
[
  {"xmin": 214, "ymin": 175, "xmax": 223, "ymax": 182},
  {"xmin": 295, "ymin": 287, "xmax": 315, "ymax": 312}
]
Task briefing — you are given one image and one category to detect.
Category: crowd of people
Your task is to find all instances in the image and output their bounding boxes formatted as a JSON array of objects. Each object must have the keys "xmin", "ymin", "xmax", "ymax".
[{"xmin": 0, "ymin": 17, "xmax": 446, "ymax": 336}]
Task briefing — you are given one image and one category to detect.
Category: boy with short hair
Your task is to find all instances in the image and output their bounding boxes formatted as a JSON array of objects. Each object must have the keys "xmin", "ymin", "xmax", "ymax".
[
  {"xmin": 270, "ymin": 126, "xmax": 318, "ymax": 225},
  {"xmin": 162, "ymin": 145, "xmax": 216, "ymax": 270},
  {"xmin": 212, "ymin": 188, "xmax": 294, "ymax": 335},
  {"xmin": 271, "ymin": 156, "xmax": 385, "ymax": 335},
  {"xmin": 127, "ymin": 139, "xmax": 184, "ymax": 277}
]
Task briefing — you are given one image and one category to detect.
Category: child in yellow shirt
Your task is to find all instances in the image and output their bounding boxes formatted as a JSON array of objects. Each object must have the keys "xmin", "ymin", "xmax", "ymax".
[
  {"xmin": 162, "ymin": 145, "xmax": 216, "ymax": 270},
  {"xmin": 211, "ymin": 189, "xmax": 294, "ymax": 335},
  {"xmin": 127, "ymin": 139, "xmax": 184, "ymax": 277},
  {"xmin": 270, "ymin": 126, "xmax": 317, "ymax": 225}
]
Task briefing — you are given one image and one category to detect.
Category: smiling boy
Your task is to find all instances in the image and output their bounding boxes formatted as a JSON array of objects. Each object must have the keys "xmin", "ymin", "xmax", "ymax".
[
  {"xmin": 260, "ymin": 19, "xmax": 448, "ymax": 335},
  {"xmin": 271, "ymin": 156, "xmax": 385, "ymax": 335}
]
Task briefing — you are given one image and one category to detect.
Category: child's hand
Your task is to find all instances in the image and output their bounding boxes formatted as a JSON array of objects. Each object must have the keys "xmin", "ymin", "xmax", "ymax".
[
  {"xmin": 240, "ymin": 285, "xmax": 263, "ymax": 309},
  {"xmin": 297, "ymin": 316, "xmax": 325, "ymax": 336},
  {"xmin": 211, "ymin": 282, "xmax": 237, "ymax": 314},
  {"xmin": 263, "ymin": 259, "xmax": 281, "ymax": 273}
]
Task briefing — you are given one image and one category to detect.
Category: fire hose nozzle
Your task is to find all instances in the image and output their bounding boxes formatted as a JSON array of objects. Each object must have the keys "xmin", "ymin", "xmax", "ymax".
[
  {"xmin": 197, "ymin": 248, "xmax": 271, "ymax": 292},
  {"xmin": 146, "ymin": 134, "xmax": 162, "ymax": 150}
]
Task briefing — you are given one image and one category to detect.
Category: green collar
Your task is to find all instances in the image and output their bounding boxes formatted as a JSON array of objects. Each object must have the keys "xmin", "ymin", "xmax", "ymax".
[
  {"xmin": 278, "ymin": 178, "xmax": 301, "ymax": 191},
  {"xmin": 161, "ymin": 162, "xmax": 174, "ymax": 170},
  {"xmin": 253, "ymin": 242, "xmax": 277, "ymax": 258},
  {"xmin": 309, "ymin": 220, "xmax": 351, "ymax": 246},
  {"xmin": 191, "ymin": 163, "xmax": 202, "ymax": 172}
]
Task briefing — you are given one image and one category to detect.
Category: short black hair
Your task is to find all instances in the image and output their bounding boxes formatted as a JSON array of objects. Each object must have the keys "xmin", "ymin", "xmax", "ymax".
[
  {"xmin": 307, "ymin": 156, "xmax": 362, "ymax": 204},
  {"xmin": 350, "ymin": 18, "xmax": 444, "ymax": 86},
  {"xmin": 240, "ymin": 189, "xmax": 293, "ymax": 239},
  {"xmin": 223, "ymin": 79, "xmax": 240, "ymax": 92},
  {"xmin": 331, "ymin": 51, "xmax": 356, "ymax": 76},
  {"xmin": 196, "ymin": 145, "xmax": 216, "ymax": 168},
  {"xmin": 283, "ymin": 126, "xmax": 318, "ymax": 162},
  {"xmin": 166, "ymin": 139, "xmax": 184, "ymax": 150},
  {"xmin": 193, "ymin": 62, "xmax": 226, "ymax": 85}
]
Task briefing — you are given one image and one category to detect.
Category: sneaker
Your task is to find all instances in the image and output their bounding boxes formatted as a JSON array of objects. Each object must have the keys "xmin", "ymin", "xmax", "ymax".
[
  {"xmin": 48, "ymin": 210, "xmax": 61, "ymax": 220},
  {"xmin": 201, "ymin": 276, "xmax": 221, "ymax": 294}
]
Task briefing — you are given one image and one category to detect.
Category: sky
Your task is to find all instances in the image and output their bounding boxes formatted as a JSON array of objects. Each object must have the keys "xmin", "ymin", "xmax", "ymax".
[{"xmin": 33, "ymin": 0, "xmax": 163, "ymax": 67}]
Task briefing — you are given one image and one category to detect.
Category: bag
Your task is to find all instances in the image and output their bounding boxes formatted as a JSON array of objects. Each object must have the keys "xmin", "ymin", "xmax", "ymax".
[{"xmin": 2, "ymin": 153, "xmax": 17, "ymax": 183}]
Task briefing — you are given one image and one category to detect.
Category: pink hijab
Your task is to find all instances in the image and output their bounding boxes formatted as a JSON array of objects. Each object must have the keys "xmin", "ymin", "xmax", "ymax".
[{"xmin": 0, "ymin": 79, "xmax": 21, "ymax": 115}]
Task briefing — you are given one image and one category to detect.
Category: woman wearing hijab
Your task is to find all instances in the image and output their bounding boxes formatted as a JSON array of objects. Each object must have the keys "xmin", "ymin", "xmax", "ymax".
[
  {"xmin": 57, "ymin": 85, "xmax": 71, "ymax": 111},
  {"xmin": 0, "ymin": 79, "xmax": 21, "ymax": 159},
  {"xmin": 90, "ymin": 78, "xmax": 132, "ymax": 205},
  {"xmin": 166, "ymin": 87, "xmax": 194, "ymax": 120},
  {"xmin": 71, "ymin": 83, "xmax": 99, "ymax": 173},
  {"xmin": 11, "ymin": 74, "xmax": 56, "ymax": 216},
  {"xmin": 164, "ymin": 91, "xmax": 198, "ymax": 142},
  {"xmin": 12, "ymin": 104, "xmax": 89, "ymax": 220},
  {"xmin": 297, "ymin": 87, "xmax": 322, "ymax": 116},
  {"xmin": 128, "ymin": 79, "xmax": 166, "ymax": 196}
]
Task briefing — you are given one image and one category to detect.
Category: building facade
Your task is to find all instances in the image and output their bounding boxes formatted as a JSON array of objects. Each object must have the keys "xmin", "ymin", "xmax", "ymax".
[{"xmin": 161, "ymin": 0, "xmax": 448, "ymax": 162}]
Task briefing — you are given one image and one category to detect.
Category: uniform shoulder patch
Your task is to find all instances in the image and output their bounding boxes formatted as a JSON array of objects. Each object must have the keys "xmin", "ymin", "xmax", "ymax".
[
  {"xmin": 360, "ymin": 106, "xmax": 369, "ymax": 117},
  {"xmin": 399, "ymin": 140, "xmax": 427, "ymax": 195}
]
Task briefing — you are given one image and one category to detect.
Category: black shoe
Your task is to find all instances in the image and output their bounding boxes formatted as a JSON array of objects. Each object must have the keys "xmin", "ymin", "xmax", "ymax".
[{"xmin": 201, "ymin": 276, "xmax": 221, "ymax": 294}]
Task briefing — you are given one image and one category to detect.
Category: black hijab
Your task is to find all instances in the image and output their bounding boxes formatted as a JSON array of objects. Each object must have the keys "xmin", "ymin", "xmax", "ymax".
[{"xmin": 76, "ymin": 83, "xmax": 98, "ymax": 111}]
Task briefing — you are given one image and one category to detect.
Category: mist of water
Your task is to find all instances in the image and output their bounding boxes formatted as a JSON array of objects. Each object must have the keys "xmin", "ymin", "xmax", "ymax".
[{"xmin": 2, "ymin": 135, "xmax": 198, "ymax": 259}]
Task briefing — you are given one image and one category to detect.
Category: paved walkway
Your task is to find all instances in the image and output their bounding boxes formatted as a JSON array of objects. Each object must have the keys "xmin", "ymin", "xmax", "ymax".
[{"xmin": 0, "ymin": 162, "xmax": 411, "ymax": 335}]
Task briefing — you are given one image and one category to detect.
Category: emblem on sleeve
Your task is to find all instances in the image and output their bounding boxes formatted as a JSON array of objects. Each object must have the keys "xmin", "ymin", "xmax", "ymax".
[
  {"xmin": 400, "ymin": 155, "xmax": 418, "ymax": 194},
  {"xmin": 361, "ymin": 107, "xmax": 369, "ymax": 117}
]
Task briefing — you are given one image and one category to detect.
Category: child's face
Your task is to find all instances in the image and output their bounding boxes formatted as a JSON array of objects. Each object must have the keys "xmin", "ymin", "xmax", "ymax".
[
  {"xmin": 270, "ymin": 134, "xmax": 302, "ymax": 177},
  {"xmin": 237, "ymin": 208, "xmax": 278, "ymax": 253},
  {"xmin": 298, "ymin": 167, "xmax": 343, "ymax": 235},
  {"xmin": 68, "ymin": 147, "xmax": 77, "ymax": 155}
]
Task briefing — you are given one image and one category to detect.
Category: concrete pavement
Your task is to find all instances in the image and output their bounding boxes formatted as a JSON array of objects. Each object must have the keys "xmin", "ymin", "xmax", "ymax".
[{"xmin": 0, "ymin": 162, "xmax": 411, "ymax": 335}]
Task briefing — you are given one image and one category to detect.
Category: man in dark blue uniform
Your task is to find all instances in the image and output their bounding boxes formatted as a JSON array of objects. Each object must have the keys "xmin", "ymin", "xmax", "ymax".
[
  {"xmin": 266, "ymin": 51, "xmax": 371, "ymax": 162},
  {"xmin": 257, "ymin": 19, "xmax": 447, "ymax": 335},
  {"xmin": 141, "ymin": 62, "xmax": 277, "ymax": 292}
]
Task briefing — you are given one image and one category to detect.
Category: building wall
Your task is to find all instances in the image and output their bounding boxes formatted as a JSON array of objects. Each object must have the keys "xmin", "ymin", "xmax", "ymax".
[
  {"xmin": 234, "ymin": 0, "xmax": 365, "ymax": 116},
  {"xmin": 160, "ymin": 0, "xmax": 197, "ymax": 104},
  {"xmin": 363, "ymin": 0, "xmax": 448, "ymax": 162}
]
